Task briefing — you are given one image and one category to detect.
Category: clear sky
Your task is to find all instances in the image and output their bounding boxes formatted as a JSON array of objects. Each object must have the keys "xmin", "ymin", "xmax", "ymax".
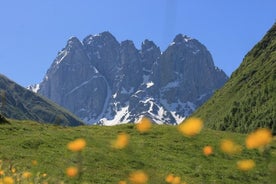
[{"xmin": 0, "ymin": 0, "xmax": 275, "ymax": 87}]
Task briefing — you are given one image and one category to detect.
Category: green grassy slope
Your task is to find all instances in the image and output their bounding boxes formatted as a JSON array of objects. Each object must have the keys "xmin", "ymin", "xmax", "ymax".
[
  {"xmin": 0, "ymin": 120, "xmax": 275, "ymax": 183},
  {"xmin": 192, "ymin": 23, "xmax": 276, "ymax": 134},
  {"xmin": 0, "ymin": 74, "xmax": 83, "ymax": 126}
]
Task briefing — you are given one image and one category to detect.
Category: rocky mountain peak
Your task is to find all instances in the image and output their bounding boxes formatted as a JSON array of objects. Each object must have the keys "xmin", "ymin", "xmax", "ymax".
[
  {"xmin": 142, "ymin": 39, "xmax": 153, "ymax": 46},
  {"xmin": 141, "ymin": 39, "xmax": 161, "ymax": 74},
  {"xmin": 66, "ymin": 36, "xmax": 83, "ymax": 50},
  {"xmin": 141, "ymin": 39, "xmax": 159, "ymax": 51},
  {"xmin": 173, "ymin": 34, "xmax": 192, "ymax": 43},
  {"xmin": 83, "ymin": 31, "xmax": 119, "ymax": 49},
  {"xmin": 33, "ymin": 32, "xmax": 228, "ymax": 125},
  {"xmin": 120, "ymin": 40, "xmax": 137, "ymax": 51},
  {"xmin": 68, "ymin": 36, "xmax": 82, "ymax": 44}
]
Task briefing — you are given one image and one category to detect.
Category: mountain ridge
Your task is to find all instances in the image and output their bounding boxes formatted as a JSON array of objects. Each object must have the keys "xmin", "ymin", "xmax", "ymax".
[
  {"xmin": 192, "ymin": 23, "xmax": 276, "ymax": 134},
  {"xmin": 31, "ymin": 32, "xmax": 228, "ymax": 125},
  {"xmin": 0, "ymin": 74, "xmax": 84, "ymax": 126}
]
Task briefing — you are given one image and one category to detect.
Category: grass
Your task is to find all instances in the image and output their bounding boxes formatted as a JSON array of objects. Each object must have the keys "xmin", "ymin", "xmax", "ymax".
[
  {"xmin": 0, "ymin": 119, "xmax": 275, "ymax": 183},
  {"xmin": 192, "ymin": 23, "xmax": 276, "ymax": 134}
]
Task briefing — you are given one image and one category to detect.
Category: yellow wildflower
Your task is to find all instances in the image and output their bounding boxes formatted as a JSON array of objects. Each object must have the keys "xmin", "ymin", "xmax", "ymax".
[
  {"xmin": 32, "ymin": 160, "xmax": 38, "ymax": 166},
  {"xmin": 172, "ymin": 176, "xmax": 181, "ymax": 184},
  {"xmin": 67, "ymin": 138, "xmax": 86, "ymax": 152},
  {"xmin": 66, "ymin": 166, "xmax": 78, "ymax": 178},
  {"xmin": 136, "ymin": 117, "xmax": 152, "ymax": 133},
  {"xmin": 11, "ymin": 168, "xmax": 16, "ymax": 174},
  {"xmin": 3, "ymin": 176, "xmax": 14, "ymax": 184},
  {"xmin": 178, "ymin": 117, "xmax": 203, "ymax": 137},
  {"xmin": 0, "ymin": 170, "xmax": 4, "ymax": 176},
  {"xmin": 165, "ymin": 173, "xmax": 175, "ymax": 183},
  {"xmin": 22, "ymin": 171, "xmax": 32, "ymax": 179},
  {"xmin": 203, "ymin": 145, "xmax": 213, "ymax": 156},
  {"xmin": 129, "ymin": 170, "xmax": 148, "ymax": 184},
  {"xmin": 237, "ymin": 159, "xmax": 255, "ymax": 171},
  {"xmin": 112, "ymin": 132, "xmax": 129, "ymax": 149},
  {"xmin": 42, "ymin": 173, "xmax": 47, "ymax": 177},
  {"xmin": 220, "ymin": 139, "xmax": 242, "ymax": 155},
  {"xmin": 246, "ymin": 128, "xmax": 272, "ymax": 149}
]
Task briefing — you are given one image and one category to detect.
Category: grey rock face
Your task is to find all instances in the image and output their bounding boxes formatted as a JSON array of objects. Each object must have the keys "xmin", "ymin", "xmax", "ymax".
[
  {"xmin": 38, "ymin": 36, "xmax": 108, "ymax": 121},
  {"xmin": 33, "ymin": 32, "xmax": 228, "ymax": 125},
  {"xmin": 83, "ymin": 32, "xmax": 121, "ymax": 86}
]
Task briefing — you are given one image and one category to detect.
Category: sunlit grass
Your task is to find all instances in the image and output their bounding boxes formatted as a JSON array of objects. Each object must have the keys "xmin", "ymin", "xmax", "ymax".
[{"xmin": 0, "ymin": 119, "xmax": 275, "ymax": 183}]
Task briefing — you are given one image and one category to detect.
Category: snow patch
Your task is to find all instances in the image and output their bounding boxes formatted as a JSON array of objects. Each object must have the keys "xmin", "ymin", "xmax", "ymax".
[
  {"xmin": 93, "ymin": 66, "xmax": 99, "ymax": 73},
  {"xmin": 170, "ymin": 42, "xmax": 176, "ymax": 46},
  {"xmin": 27, "ymin": 84, "xmax": 40, "ymax": 93},
  {"xmin": 171, "ymin": 112, "xmax": 185, "ymax": 124},
  {"xmin": 113, "ymin": 93, "xmax": 117, "ymax": 98},
  {"xmin": 56, "ymin": 50, "xmax": 68, "ymax": 65},
  {"xmin": 146, "ymin": 81, "xmax": 154, "ymax": 88},
  {"xmin": 100, "ymin": 106, "xmax": 130, "ymax": 126},
  {"xmin": 184, "ymin": 37, "xmax": 192, "ymax": 42},
  {"xmin": 160, "ymin": 99, "xmax": 196, "ymax": 123}
]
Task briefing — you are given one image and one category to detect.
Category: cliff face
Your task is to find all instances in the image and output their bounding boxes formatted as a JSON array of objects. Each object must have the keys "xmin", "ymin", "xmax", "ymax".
[{"xmin": 33, "ymin": 32, "xmax": 228, "ymax": 125}]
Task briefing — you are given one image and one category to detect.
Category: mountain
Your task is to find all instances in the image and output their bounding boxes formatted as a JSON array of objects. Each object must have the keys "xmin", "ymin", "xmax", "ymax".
[
  {"xmin": 31, "ymin": 32, "xmax": 228, "ymax": 125},
  {"xmin": 0, "ymin": 74, "xmax": 84, "ymax": 126},
  {"xmin": 192, "ymin": 23, "xmax": 276, "ymax": 134}
]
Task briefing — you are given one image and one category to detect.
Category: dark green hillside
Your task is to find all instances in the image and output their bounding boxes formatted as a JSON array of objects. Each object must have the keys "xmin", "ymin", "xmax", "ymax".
[
  {"xmin": 193, "ymin": 23, "xmax": 276, "ymax": 134},
  {"xmin": 0, "ymin": 74, "xmax": 83, "ymax": 126}
]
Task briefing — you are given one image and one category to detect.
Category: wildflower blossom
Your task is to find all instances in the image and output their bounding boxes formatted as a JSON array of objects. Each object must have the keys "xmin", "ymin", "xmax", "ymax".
[
  {"xmin": 22, "ymin": 171, "xmax": 32, "ymax": 179},
  {"xmin": 220, "ymin": 139, "xmax": 242, "ymax": 155},
  {"xmin": 172, "ymin": 176, "xmax": 181, "ymax": 184},
  {"xmin": 203, "ymin": 145, "xmax": 213, "ymax": 156},
  {"xmin": 32, "ymin": 160, "xmax": 38, "ymax": 166},
  {"xmin": 136, "ymin": 117, "xmax": 152, "ymax": 133},
  {"xmin": 237, "ymin": 159, "xmax": 255, "ymax": 171},
  {"xmin": 2, "ymin": 176, "xmax": 14, "ymax": 184},
  {"xmin": 165, "ymin": 174, "xmax": 183, "ymax": 184},
  {"xmin": 42, "ymin": 173, "xmax": 47, "ymax": 177},
  {"xmin": 11, "ymin": 168, "xmax": 16, "ymax": 174},
  {"xmin": 178, "ymin": 117, "xmax": 203, "ymax": 137},
  {"xmin": 66, "ymin": 166, "xmax": 78, "ymax": 178},
  {"xmin": 129, "ymin": 170, "xmax": 148, "ymax": 184},
  {"xmin": 0, "ymin": 170, "xmax": 4, "ymax": 176},
  {"xmin": 67, "ymin": 138, "xmax": 86, "ymax": 152},
  {"xmin": 112, "ymin": 132, "xmax": 129, "ymax": 149},
  {"xmin": 246, "ymin": 128, "xmax": 272, "ymax": 149},
  {"xmin": 165, "ymin": 173, "xmax": 175, "ymax": 183}
]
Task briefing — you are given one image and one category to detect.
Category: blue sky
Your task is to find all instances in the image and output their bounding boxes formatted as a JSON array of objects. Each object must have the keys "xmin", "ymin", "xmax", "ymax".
[{"xmin": 0, "ymin": 0, "xmax": 275, "ymax": 87}]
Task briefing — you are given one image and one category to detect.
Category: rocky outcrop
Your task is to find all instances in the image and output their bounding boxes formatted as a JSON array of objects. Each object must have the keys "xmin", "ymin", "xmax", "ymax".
[{"xmin": 32, "ymin": 32, "xmax": 228, "ymax": 125}]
